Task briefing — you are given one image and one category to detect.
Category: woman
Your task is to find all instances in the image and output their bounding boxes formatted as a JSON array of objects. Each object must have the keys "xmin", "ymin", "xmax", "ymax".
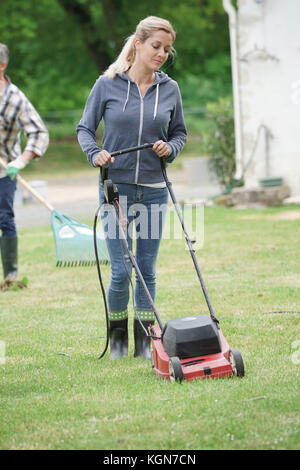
[{"xmin": 77, "ymin": 16, "xmax": 187, "ymax": 360}]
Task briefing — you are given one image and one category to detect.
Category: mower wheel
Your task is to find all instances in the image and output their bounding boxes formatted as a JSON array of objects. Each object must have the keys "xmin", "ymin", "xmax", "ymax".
[
  {"xmin": 229, "ymin": 349, "xmax": 245, "ymax": 377},
  {"xmin": 169, "ymin": 357, "xmax": 184, "ymax": 383}
]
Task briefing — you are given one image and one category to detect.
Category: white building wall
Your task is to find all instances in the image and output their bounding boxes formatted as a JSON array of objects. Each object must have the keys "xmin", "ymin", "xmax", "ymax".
[{"xmin": 237, "ymin": 0, "xmax": 300, "ymax": 195}]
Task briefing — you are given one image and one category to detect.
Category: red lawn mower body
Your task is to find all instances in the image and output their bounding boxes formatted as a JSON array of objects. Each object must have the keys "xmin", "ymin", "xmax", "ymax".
[{"xmin": 150, "ymin": 324, "xmax": 236, "ymax": 382}]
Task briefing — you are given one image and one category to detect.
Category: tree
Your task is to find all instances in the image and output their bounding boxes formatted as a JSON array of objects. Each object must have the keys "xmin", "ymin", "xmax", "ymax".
[
  {"xmin": 0, "ymin": 0, "xmax": 99, "ymax": 111},
  {"xmin": 0, "ymin": 0, "xmax": 231, "ymax": 112},
  {"xmin": 58, "ymin": 0, "xmax": 231, "ymax": 79}
]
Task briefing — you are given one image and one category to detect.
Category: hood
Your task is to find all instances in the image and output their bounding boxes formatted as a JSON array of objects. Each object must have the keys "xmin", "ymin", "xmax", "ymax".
[
  {"xmin": 118, "ymin": 70, "xmax": 171, "ymax": 119},
  {"xmin": 118, "ymin": 70, "xmax": 171, "ymax": 85}
]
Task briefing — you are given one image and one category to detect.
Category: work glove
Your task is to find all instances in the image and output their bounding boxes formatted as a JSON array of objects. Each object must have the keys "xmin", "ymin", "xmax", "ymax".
[
  {"xmin": 6, "ymin": 154, "xmax": 31, "ymax": 181},
  {"xmin": 6, "ymin": 166, "xmax": 19, "ymax": 181}
]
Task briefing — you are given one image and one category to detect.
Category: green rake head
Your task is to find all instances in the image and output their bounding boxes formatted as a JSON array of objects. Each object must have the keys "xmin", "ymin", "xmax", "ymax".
[{"xmin": 51, "ymin": 210, "xmax": 109, "ymax": 267}]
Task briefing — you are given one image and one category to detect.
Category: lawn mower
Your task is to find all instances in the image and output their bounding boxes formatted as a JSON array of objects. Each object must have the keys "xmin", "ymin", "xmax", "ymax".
[{"xmin": 94, "ymin": 143, "xmax": 245, "ymax": 382}]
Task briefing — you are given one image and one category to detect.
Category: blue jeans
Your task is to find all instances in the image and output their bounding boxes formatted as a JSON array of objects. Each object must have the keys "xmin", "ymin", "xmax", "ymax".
[
  {"xmin": 0, "ymin": 176, "xmax": 17, "ymax": 237},
  {"xmin": 100, "ymin": 183, "xmax": 168, "ymax": 315}
]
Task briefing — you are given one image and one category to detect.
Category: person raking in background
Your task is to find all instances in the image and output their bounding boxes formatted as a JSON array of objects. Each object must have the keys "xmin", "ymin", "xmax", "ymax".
[
  {"xmin": 0, "ymin": 43, "xmax": 49, "ymax": 289},
  {"xmin": 77, "ymin": 16, "xmax": 187, "ymax": 360}
]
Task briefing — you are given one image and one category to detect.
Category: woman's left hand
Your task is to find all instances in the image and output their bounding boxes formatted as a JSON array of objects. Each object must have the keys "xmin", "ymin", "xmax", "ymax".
[{"xmin": 152, "ymin": 140, "xmax": 169, "ymax": 157}]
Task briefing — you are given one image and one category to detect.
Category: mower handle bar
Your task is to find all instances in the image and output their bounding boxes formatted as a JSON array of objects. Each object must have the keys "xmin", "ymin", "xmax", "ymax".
[
  {"xmin": 100, "ymin": 143, "xmax": 155, "ymax": 182},
  {"xmin": 110, "ymin": 142, "xmax": 155, "ymax": 157},
  {"xmin": 100, "ymin": 143, "xmax": 219, "ymax": 326}
]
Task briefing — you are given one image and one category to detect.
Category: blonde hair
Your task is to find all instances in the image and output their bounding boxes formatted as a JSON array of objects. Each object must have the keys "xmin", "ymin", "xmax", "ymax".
[{"xmin": 103, "ymin": 16, "xmax": 176, "ymax": 78}]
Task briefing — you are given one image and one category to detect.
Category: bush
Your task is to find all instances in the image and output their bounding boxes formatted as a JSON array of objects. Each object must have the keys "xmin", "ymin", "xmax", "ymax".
[{"xmin": 203, "ymin": 97, "xmax": 236, "ymax": 188}]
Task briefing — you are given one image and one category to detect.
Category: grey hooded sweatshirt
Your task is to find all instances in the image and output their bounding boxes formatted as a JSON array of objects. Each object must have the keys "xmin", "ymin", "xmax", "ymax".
[{"xmin": 76, "ymin": 71, "xmax": 187, "ymax": 184}]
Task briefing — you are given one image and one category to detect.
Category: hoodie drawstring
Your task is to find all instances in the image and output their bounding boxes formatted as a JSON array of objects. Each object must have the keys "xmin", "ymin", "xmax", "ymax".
[
  {"xmin": 153, "ymin": 83, "xmax": 159, "ymax": 120},
  {"xmin": 123, "ymin": 80, "xmax": 159, "ymax": 120},
  {"xmin": 123, "ymin": 80, "xmax": 131, "ymax": 112}
]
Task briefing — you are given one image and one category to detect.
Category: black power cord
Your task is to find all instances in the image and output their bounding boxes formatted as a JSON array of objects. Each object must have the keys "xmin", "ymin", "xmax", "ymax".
[{"xmin": 93, "ymin": 203, "xmax": 110, "ymax": 359}]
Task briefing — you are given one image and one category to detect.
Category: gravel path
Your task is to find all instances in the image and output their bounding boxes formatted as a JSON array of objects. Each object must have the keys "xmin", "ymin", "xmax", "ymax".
[{"xmin": 15, "ymin": 169, "xmax": 220, "ymax": 229}]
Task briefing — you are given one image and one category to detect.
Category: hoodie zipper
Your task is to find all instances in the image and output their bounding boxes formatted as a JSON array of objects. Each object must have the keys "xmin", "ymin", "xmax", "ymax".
[
  {"xmin": 135, "ymin": 85, "xmax": 144, "ymax": 184},
  {"xmin": 133, "ymin": 80, "xmax": 159, "ymax": 183}
]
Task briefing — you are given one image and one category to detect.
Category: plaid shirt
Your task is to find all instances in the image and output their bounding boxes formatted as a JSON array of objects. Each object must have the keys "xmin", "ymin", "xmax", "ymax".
[{"xmin": 0, "ymin": 76, "xmax": 49, "ymax": 178}]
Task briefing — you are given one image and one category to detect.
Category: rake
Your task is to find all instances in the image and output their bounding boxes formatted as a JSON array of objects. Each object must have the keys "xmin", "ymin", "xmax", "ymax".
[{"xmin": 0, "ymin": 157, "xmax": 109, "ymax": 267}]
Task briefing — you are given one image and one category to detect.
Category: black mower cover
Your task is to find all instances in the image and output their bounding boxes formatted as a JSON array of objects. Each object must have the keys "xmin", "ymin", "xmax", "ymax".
[{"xmin": 162, "ymin": 315, "xmax": 222, "ymax": 359}]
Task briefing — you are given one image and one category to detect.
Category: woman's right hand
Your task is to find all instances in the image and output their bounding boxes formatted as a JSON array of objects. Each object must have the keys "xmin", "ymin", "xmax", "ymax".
[{"xmin": 94, "ymin": 150, "xmax": 115, "ymax": 167}]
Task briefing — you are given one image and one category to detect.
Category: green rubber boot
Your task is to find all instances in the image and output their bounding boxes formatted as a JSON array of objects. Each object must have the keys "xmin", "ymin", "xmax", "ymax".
[
  {"xmin": 133, "ymin": 318, "xmax": 153, "ymax": 360},
  {"xmin": 109, "ymin": 318, "xmax": 128, "ymax": 360},
  {"xmin": 0, "ymin": 236, "xmax": 18, "ymax": 281}
]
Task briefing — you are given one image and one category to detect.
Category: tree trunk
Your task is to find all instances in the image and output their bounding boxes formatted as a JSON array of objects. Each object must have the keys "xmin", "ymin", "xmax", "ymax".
[{"xmin": 57, "ymin": 0, "xmax": 112, "ymax": 72}]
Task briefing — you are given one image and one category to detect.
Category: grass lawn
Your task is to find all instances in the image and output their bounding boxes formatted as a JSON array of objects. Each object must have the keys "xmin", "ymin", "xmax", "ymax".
[{"xmin": 1, "ymin": 202, "xmax": 300, "ymax": 450}]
